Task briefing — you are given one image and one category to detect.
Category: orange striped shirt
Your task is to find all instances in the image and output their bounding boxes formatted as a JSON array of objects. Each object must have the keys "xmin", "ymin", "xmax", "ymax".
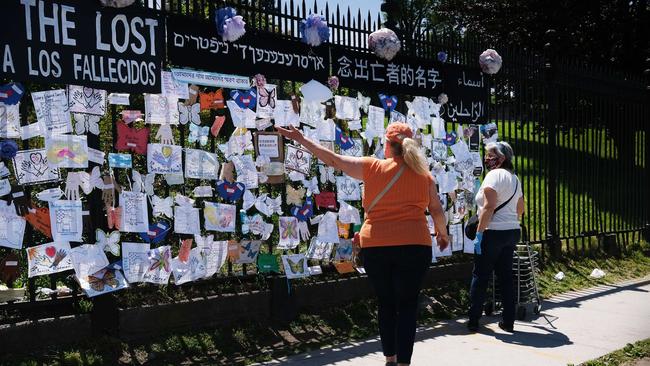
[{"xmin": 359, "ymin": 156, "xmax": 433, "ymax": 248}]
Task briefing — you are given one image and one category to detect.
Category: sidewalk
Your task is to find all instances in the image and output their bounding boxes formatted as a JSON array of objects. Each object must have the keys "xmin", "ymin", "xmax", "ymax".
[{"xmin": 260, "ymin": 276, "xmax": 650, "ymax": 366}]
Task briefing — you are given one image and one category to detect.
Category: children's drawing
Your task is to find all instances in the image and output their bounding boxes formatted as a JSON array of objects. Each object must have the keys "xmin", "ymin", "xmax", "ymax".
[
  {"xmin": 144, "ymin": 94, "xmax": 179, "ymax": 124},
  {"xmin": 0, "ymin": 102, "xmax": 21, "ymax": 138},
  {"xmin": 26, "ymin": 241, "xmax": 74, "ymax": 278},
  {"xmin": 173, "ymin": 205, "xmax": 201, "ymax": 234},
  {"xmin": 143, "ymin": 245, "xmax": 172, "ymax": 285},
  {"xmin": 204, "ymin": 202, "xmax": 236, "ymax": 232},
  {"xmin": 68, "ymin": 85, "xmax": 107, "ymax": 116},
  {"xmin": 284, "ymin": 145, "xmax": 312, "ymax": 175},
  {"xmin": 147, "ymin": 143, "xmax": 183, "ymax": 174},
  {"xmin": 0, "ymin": 209, "xmax": 26, "ymax": 249},
  {"xmin": 197, "ymin": 238, "xmax": 228, "ymax": 278},
  {"xmin": 431, "ymin": 140, "xmax": 448, "ymax": 161},
  {"xmin": 77, "ymin": 267, "xmax": 128, "ymax": 298},
  {"xmin": 31, "ymin": 89, "xmax": 71, "ymax": 136},
  {"xmin": 69, "ymin": 244, "xmax": 109, "ymax": 278},
  {"xmin": 340, "ymin": 138, "xmax": 363, "ymax": 157},
  {"xmin": 281, "ymin": 253, "xmax": 309, "ymax": 279},
  {"xmin": 45, "ymin": 134, "xmax": 89, "ymax": 168},
  {"xmin": 119, "ymin": 191, "xmax": 149, "ymax": 233},
  {"xmin": 48, "ymin": 200, "xmax": 83, "ymax": 242},
  {"xmin": 277, "ymin": 216, "xmax": 299, "ymax": 249},
  {"xmin": 336, "ymin": 176, "xmax": 361, "ymax": 201},
  {"xmin": 234, "ymin": 240, "xmax": 261, "ymax": 264},
  {"xmin": 172, "ymin": 247, "xmax": 207, "ymax": 285},
  {"xmin": 333, "ymin": 239, "xmax": 353, "ymax": 261},
  {"xmin": 232, "ymin": 154, "xmax": 258, "ymax": 189},
  {"xmin": 121, "ymin": 242, "xmax": 151, "ymax": 283},
  {"xmin": 256, "ymin": 84, "xmax": 277, "ymax": 118},
  {"xmin": 185, "ymin": 149, "xmax": 220, "ymax": 180}
]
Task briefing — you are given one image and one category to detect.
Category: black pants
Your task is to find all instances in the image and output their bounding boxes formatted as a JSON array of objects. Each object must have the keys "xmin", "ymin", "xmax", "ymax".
[
  {"xmin": 362, "ymin": 245, "xmax": 431, "ymax": 364},
  {"xmin": 468, "ymin": 229, "xmax": 521, "ymax": 326}
]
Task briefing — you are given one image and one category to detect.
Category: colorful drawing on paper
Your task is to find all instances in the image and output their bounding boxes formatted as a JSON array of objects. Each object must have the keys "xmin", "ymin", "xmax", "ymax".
[
  {"xmin": 147, "ymin": 143, "xmax": 182, "ymax": 174},
  {"xmin": 204, "ymin": 202, "xmax": 236, "ymax": 232},
  {"xmin": 281, "ymin": 253, "xmax": 309, "ymax": 279},
  {"xmin": 77, "ymin": 267, "xmax": 129, "ymax": 297},
  {"xmin": 336, "ymin": 176, "xmax": 361, "ymax": 201},
  {"xmin": 48, "ymin": 200, "xmax": 83, "ymax": 242},
  {"xmin": 234, "ymin": 240, "xmax": 261, "ymax": 264},
  {"xmin": 333, "ymin": 239, "xmax": 353, "ymax": 261},
  {"xmin": 278, "ymin": 216, "xmax": 299, "ymax": 249},
  {"xmin": 284, "ymin": 145, "xmax": 312, "ymax": 175},
  {"xmin": 143, "ymin": 245, "xmax": 172, "ymax": 285},
  {"xmin": 185, "ymin": 149, "xmax": 220, "ymax": 180},
  {"xmin": 121, "ymin": 242, "xmax": 150, "ymax": 283},
  {"xmin": 119, "ymin": 191, "xmax": 149, "ymax": 233},
  {"xmin": 45, "ymin": 135, "xmax": 89, "ymax": 168},
  {"xmin": 26, "ymin": 242, "xmax": 74, "ymax": 278}
]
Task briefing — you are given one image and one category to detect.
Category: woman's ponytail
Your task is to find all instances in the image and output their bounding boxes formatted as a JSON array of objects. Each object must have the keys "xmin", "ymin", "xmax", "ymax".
[{"xmin": 401, "ymin": 138, "xmax": 429, "ymax": 176}]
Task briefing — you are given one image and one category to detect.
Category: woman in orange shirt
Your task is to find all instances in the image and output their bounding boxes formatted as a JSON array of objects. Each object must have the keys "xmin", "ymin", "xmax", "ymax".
[{"xmin": 277, "ymin": 122, "xmax": 449, "ymax": 366}]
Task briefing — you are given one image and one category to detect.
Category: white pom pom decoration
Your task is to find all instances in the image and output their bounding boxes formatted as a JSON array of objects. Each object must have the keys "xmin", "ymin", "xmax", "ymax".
[
  {"xmin": 368, "ymin": 28, "xmax": 401, "ymax": 61},
  {"xmin": 479, "ymin": 49, "xmax": 503, "ymax": 74}
]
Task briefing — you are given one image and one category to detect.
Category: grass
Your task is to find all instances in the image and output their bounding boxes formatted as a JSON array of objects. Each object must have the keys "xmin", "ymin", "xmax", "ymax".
[
  {"xmin": 2, "ymin": 245, "xmax": 649, "ymax": 366},
  {"xmin": 577, "ymin": 338, "xmax": 650, "ymax": 366}
]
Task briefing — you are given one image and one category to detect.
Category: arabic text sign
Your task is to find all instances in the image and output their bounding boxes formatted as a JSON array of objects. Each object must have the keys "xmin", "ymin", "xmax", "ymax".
[{"xmin": 442, "ymin": 64, "xmax": 489, "ymax": 124}]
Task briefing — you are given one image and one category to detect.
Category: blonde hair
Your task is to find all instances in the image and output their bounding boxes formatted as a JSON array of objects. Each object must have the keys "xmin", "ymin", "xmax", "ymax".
[{"xmin": 392, "ymin": 138, "xmax": 430, "ymax": 176}]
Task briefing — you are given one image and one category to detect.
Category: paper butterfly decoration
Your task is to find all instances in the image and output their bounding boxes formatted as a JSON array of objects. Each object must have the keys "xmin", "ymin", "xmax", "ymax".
[
  {"xmin": 200, "ymin": 89, "xmax": 225, "ymax": 110},
  {"xmin": 188, "ymin": 123, "xmax": 210, "ymax": 146},
  {"xmin": 216, "ymin": 180, "xmax": 246, "ymax": 202},
  {"xmin": 178, "ymin": 102, "xmax": 201, "ymax": 125},
  {"xmin": 115, "ymin": 121, "xmax": 149, "ymax": 155},
  {"xmin": 302, "ymin": 177, "xmax": 320, "ymax": 195},
  {"xmin": 357, "ymin": 92, "xmax": 370, "ymax": 114},
  {"xmin": 149, "ymin": 247, "xmax": 171, "ymax": 272},
  {"xmin": 96, "ymin": 229, "xmax": 121, "ymax": 256},
  {"xmin": 139, "ymin": 220, "xmax": 171, "ymax": 244},
  {"xmin": 319, "ymin": 165, "xmax": 336, "ymax": 184},
  {"xmin": 282, "ymin": 254, "xmax": 308, "ymax": 279},
  {"xmin": 240, "ymin": 212, "xmax": 273, "ymax": 239},
  {"xmin": 258, "ymin": 86, "xmax": 276, "ymax": 109},
  {"xmin": 291, "ymin": 195, "xmax": 314, "ymax": 222},
  {"xmin": 230, "ymin": 88, "xmax": 257, "ymax": 109},
  {"xmin": 335, "ymin": 126, "xmax": 355, "ymax": 150},
  {"xmin": 151, "ymin": 195, "xmax": 173, "ymax": 218},
  {"xmin": 0, "ymin": 82, "xmax": 25, "ymax": 105},
  {"xmin": 73, "ymin": 113, "xmax": 100, "ymax": 135},
  {"xmin": 264, "ymin": 195, "xmax": 283, "ymax": 216},
  {"xmin": 132, "ymin": 171, "xmax": 155, "ymax": 196},
  {"xmin": 286, "ymin": 185, "xmax": 306, "ymax": 206},
  {"xmin": 280, "ymin": 217, "xmax": 298, "ymax": 240},
  {"xmin": 378, "ymin": 94, "xmax": 398, "ymax": 112}
]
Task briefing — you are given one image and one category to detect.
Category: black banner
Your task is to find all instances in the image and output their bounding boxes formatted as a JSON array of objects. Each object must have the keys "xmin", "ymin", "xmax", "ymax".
[
  {"xmin": 167, "ymin": 16, "xmax": 329, "ymax": 82},
  {"xmin": 330, "ymin": 46, "xmax": 445, "ymax": 96},
  {"xmin": 442, "ymin": 64, "xmax": 489, "ymax": 124},
  {"xmin": 0, "ymin": 0, "xmax": 165, "ymax": 93}
]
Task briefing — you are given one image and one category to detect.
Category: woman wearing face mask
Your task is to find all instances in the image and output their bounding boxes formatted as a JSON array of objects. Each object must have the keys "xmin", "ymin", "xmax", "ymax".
[
  {"xmin": 276, "ymin": 122, "xmax": 449, "ymax": 366},
  {"xmin": 467, "ymin": 141, "xmax": 524, "ymax": 333}
]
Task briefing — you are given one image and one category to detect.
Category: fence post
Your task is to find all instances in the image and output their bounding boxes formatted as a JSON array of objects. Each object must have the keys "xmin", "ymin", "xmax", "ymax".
[{"xmin": 544, "ymin": 32, "xmax": 561, "ymax": 258}]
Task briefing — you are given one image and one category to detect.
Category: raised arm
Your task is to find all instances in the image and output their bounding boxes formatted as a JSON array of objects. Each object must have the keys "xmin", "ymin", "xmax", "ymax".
[{"xmin": 276, "ymin": 126, "xmax": 365, "ymax": 180}]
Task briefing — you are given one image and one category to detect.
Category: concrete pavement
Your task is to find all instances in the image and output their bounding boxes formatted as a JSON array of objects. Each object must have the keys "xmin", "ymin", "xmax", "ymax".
[{"xmin": 259, "ymin": 276, "xmax": 650, "ymax": 366}]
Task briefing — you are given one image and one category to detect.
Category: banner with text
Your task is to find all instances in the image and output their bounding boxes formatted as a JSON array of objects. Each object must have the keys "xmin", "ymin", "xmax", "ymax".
[
  {"xmin": 166, "ymin": 16, "xmax": 329, "ymax": 83},
  {"xmin": 442, "ymin": 64, "xmax": 489, "ymax": 124},
  {"xmin": 0, "ymin": 0, "xmax": 165, "ymax": 93}
]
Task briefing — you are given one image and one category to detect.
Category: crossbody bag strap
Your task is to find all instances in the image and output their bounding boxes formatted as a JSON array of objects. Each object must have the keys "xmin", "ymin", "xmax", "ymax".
[
  {"xmin": 366, "ymin": 165, "xmax": 406, "ymax": 214},
  {"xmin": 494, "ymin": 177, "xmax": 518, "ymax": 214}
]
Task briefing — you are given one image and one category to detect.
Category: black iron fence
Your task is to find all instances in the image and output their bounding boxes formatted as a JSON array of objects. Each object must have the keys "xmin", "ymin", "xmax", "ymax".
[{"xmin": 0, "ymin": 0, "xmax": 648, "ymax": 323}]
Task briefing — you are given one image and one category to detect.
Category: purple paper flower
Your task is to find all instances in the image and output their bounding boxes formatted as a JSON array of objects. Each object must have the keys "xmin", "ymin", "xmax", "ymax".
[
  {"xmin": 300, "ymin": 14, "xmax": 330, "ymax": 47},
  {"xmin": 479, "ymin": 49, "xmax": 503, "ymax": 74},
  {"xmin": 215, "ymin": 7, "xmax": 246, "ymax": 42},
  {"xmin": 437, "ymin": 51, "xmax": 448, "ymax": 63},
  {"xmin": 368, "ymin": 28, "xmax": 401, "ymax": 61},
  {"xmin": 254, "ymin": 74, "xmax": 267, "ymax": 88},
  {"xmin": 327, "ymin": 76, "xmax": 339, "ymax": 91}
]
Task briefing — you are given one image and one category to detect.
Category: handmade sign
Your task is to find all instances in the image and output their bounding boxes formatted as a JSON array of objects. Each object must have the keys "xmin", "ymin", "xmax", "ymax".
[
  {"xmin": 273, "ymin": 100, "xmax": 300, "ymax": 127},
  {"xmin": 185, "ymin": 149, "xmax": 220, "ymax": 180},
  {"xmin": 147, "ymin": 144, "xmax": 183, "ymax": 174},
  {"xmin": 333, "ymin": 239, "xmax": 353, "ymax": 261},
  {"xmin": 119, "ymin": 191, "xmax": 149, "ymax": 233},
  {"xmin": 46, "ymin": 134, "xmax": 89, "ymax": 168},
  {"xmin": 27, "ymin": 242, "xmax": 74, "ymax": 278},
  {"xmin": 281, "ymin": 254, "xmax": 309, "ymax": 279},
  {"xmin": 257, "ymin": 253, "xmax": 280, "ymax": 274},
  {"xmin": 108, "ymin": 153, "xmax": 133, "ymax": 169},
  {"xmin": 31, "ymin": 89, "xmax": 71, "ymax": 136},
  {"xmin": 256, "ymin": 84, "xmax": 277, "ymax": 118},
  {"xmin": 0, "ymin": 103, "xmax": 21, "ymax": 138},
  {"xmin": 314, "ymin": 191, "xmax": 336, "ymax": 210},
  {"xmin": 12, "ymin": 149, "xmax": 60, "ymax": 185},
  {"xmin": 145, "ymin": 94, "xmax": 179, "ymax": 124},
  {"xmin": 204, "ymin": 202, "xmax": 236, "ymax": 232},
  {"xmin": 336, "ymin": 176, "xmax": 361, "ymax": 201},
  {"xmin": 77, "ymin": 267, "xmax": 129, "ymax": 297},
  {"xmin": 172, "ymin": 247, "xmax": 207, "ymax": 285},
  {"xmin": 0, "ymin": 208, "xmax": 26, "ymax": 249},
  {"xmin": 197, "ymin": 238, "xmax": 228, "ymax": 278},
  {"xmin": 122, "ymin": 242, "xmax": 151, "ymax": 283},
  {"xmin": 96, "ymin": 229, "xmax": 121, "ymax": 256},
  {"xmin": 233, "ymin": 240, "xmax": 261, "ymax": 264},
  {"xmin": 49, "ymin": 200, "xmax": 83, "ymax": 242},
  {"xmin": 143, "ymin": 245, "xmax": 173, "ymax": 285},
  {"xmin": 68, "ymin": 85, "xmax": 107, "ymax": 116},
  {"xmin": 139, "ymin": 220, "xmax": 171, "ymax": 244},
  {"xmin": 69, "ymin": 244, "xmax": 110, "ymax": 278},
  {"xmin": 116, "ymin": 121, "xmax": 150, "ymax": 155},
  {"xmin": 254, "ymin": 132, "xmax": 285, "ymax": 184},
  {"xmin": 284, "ymin": 145, "xmax": 312, "ymax": 175},
  {"xmin": 441, "ymin": 64, "xmax": 488, "ymax": 124},
  {"xmin": 173, "ymin": 205, "xmax": 201, "ymax": 234}
]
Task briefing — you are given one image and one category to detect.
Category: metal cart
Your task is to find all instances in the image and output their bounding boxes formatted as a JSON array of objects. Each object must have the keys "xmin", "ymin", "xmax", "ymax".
[{"xmin": 484, "ymin": 242, "xmax": 542, "ymax": 320}]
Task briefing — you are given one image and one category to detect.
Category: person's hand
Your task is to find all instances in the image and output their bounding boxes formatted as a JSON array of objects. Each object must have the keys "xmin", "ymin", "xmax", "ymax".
[
  {"xmin": 436, "ymin": 232, "xmax": 450, "ymax": 252},
  {"xmin": 473, "ymin": 232, "xmax": 483, "ymax": 255},
  {"xmin": 276, "ymin": 125, "xmax": 305, "ymax": 143}
]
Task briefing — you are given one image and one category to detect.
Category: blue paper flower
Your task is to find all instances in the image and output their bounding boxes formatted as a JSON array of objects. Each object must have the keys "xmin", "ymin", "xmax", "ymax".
[
  {"xmin": 299, "ymin": 14, "xmax": 330, "ymax": 47},
  {"xmin": 437, "ymin": 51, "xmax": 448, "ymax": 63},
  {"xmin": 215, "ymin": 7, "xmax": 246, "ymax": 42},
  {"xmin": 0, "ymin": 139, "xmax": 18, "ymax": 159}
]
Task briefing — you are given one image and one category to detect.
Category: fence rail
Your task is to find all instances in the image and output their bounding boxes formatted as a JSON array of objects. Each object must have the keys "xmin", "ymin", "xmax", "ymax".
[{"xmin": 0, "ymin": 0, "xmax": 648, "ymax": 322}]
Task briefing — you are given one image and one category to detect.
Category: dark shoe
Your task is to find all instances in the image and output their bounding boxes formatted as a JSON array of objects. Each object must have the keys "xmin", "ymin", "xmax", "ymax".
[
  {"xmin": 498, "ymin": 321, "xmax": 514, "ymax": 332},
  {"xmin": 385, "ymin": 362, "xmax": 398, "ymax": 366},
  {"xmin": 467, "ymin": 321, "xmax": 479, "ymax": 332}
]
